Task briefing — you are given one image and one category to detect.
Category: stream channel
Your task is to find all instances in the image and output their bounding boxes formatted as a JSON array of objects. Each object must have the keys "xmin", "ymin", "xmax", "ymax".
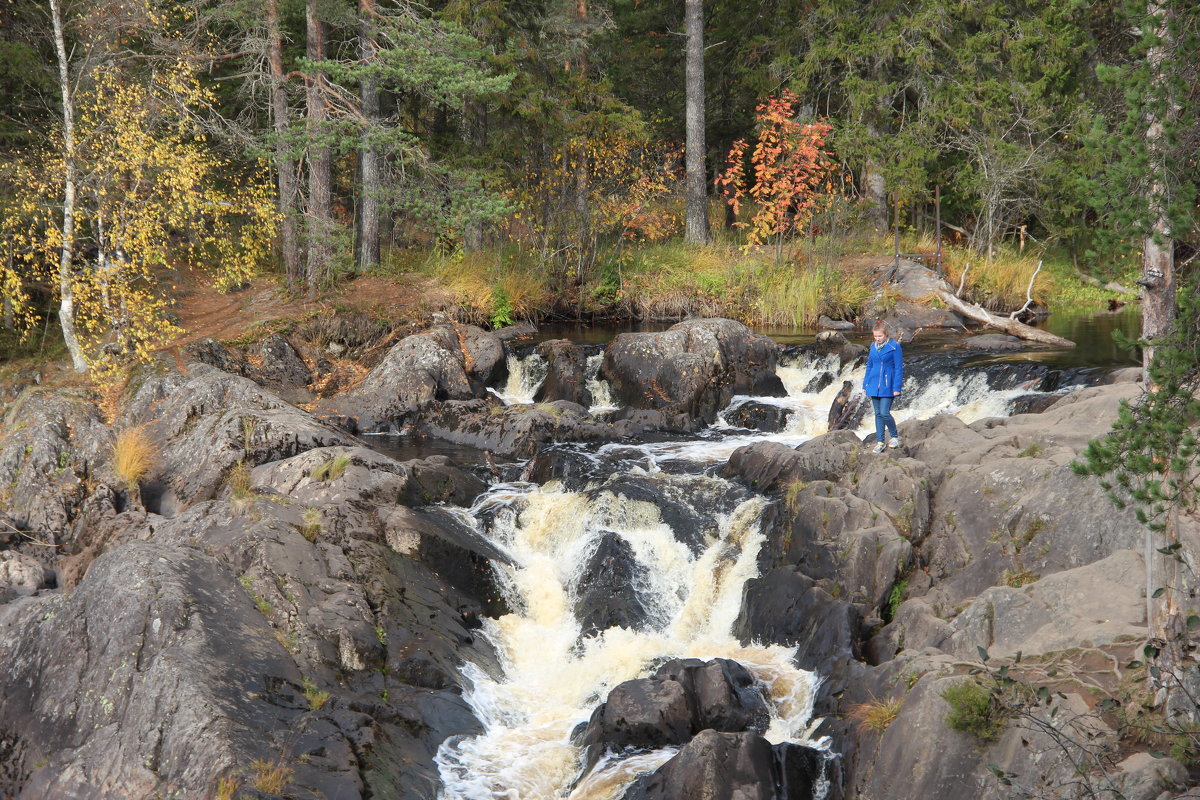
[{"xmin": 367, "ymin": 308, "xmax": 1140, "ymax": 800}]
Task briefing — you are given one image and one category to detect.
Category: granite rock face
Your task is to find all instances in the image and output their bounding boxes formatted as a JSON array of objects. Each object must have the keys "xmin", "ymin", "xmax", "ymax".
[{"xmin": 600, "ymin": 318, "xmax": 785, "ymax": 426}]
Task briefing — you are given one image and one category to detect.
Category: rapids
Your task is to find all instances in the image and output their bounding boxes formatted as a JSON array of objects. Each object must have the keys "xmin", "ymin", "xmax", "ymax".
[{"xmin": 431, "ymin": 340, "xmax": 1119, "ymax": 798}]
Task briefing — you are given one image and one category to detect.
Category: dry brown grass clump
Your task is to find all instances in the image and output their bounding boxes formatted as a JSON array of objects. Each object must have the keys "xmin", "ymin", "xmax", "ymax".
[
  {"xmin": 112, "ymin": 426, "xmax": 155, "ymax": 490},
  {"xmin": 848, "ymin": 696, "xmax": 904, "ymax": 734}
]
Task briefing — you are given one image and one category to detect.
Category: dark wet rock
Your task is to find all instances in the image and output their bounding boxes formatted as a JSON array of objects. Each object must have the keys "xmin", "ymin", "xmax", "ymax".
[
  {"xmin": 579, "ymin": 659, "xmax": 770, "ymax": 761},
  {"xmin": 1007, "ymin": 393, "xmax": 1064, "ymax": 415},
  {"xmin": 572, "ymin": 533, "xmax": 650, "ymax": 637},
  {"xmin": 620, "ymin": 730, "xmax": 827, "ymax": 800},
  {"xmin": 724, "ymin": 402, "xmax": 794, "ymax": 432},
  {"xmin": 184, "ymin": 337, "xmax": 249, "ymax": 374},
  {"xmin": 316, "ymin": 324, "xmax": 505, "ymax": 432},
  {"xmin": 534, "ymin": 339, "xmax": 593, "ymax": 407},
  {"xmin": 600, "ymin": 318, "xmax": 784, "ymax": 427},
  {"xmin": 417, "ymin": 399, "xmax": 619, "ymax": 458},
  {"xmin": 818, "ymin": 315, "xmax": 856, "ymax": 331},
  {"xmin": 587, "ymin": 473, "xmax": 751, "ymax": 555},
  {"xmin": 0, "ymin": 388, "xmax": 113, "ymax": 541},
  {"xmin": 734, "ymin": 567, "xmax": 862, "ymax": 680},
  {"xmin": 816, "ymin": 330, "xmax": 848, "ymax": 346},
  {"xmin": 722, "ymin": 432, "xmax": 861, "ymax": 493},
  {"xmin": 961, "ymin": 334, "xmax": 1025, "ymax": 351},
  {"xmin": 120, "ymin": 360, "xmax": 357, "ymax": 510},
  {"xmin": 253, "ymin": 335, "xmax": 313, "ymax": 393},
  {"xmin": 492, "ymin": 321, "xmax": 537, "ymax": 342}
]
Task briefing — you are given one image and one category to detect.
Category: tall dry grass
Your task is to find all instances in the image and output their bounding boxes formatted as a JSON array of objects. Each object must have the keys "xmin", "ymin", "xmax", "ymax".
[
  {"xmin": 898, "ymin": 232, "xmax": 1052, "ymax": 311},
  {"xmin": 619, "ymin": 242, "xmax": 872, "ymax": 326},
  {"xmin": 112, "ymin": 426, "xmax": 155, "ymax": 490},
  {"xmin": 424, "ymin": 250, "xmax": 551, "ymax": 324}
]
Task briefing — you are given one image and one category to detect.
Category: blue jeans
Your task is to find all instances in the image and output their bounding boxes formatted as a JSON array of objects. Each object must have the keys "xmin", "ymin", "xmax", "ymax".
[{"xmin": 871, "ymin": 395, "xmax": 898, "ymax": 442}]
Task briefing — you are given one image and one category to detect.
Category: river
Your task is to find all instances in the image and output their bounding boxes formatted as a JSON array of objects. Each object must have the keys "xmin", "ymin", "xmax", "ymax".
[{"xmin": 364, "ymin": 310, "xmax": 1139, "ymax": 800}]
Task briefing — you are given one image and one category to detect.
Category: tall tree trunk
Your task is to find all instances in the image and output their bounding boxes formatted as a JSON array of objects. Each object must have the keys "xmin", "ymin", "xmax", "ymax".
[
  {"xmin": 267, "ymin": 0, "xmax": 302, "ymax": 289},
  {"xmin": 862, "ymin": 121, "xmax": 888, "ymax": 233},
  {"xmin": 356, "ymin": 0, "xmax": 382, "ymax": 273},
  {"xmin": 305, "ymin": 0, "xmax": 333, "ymax": 298},
  {"xmin": 1140, "ymin": 1, "xmax": 1176, "ymax": 380},
  {"xmin": 49, "ymin": 0, "xmax": 88, "ymax": 372},
  {"xmin": 462, "ymin": 102, "xmax": 486, "ymax": 252},
  {"xmin": 573, "ymin": 0, "xmax": 591, "ymax": 310},
  {"xmin": 684, "ymin": 0, "xmax": 709, "ymax": 244}
]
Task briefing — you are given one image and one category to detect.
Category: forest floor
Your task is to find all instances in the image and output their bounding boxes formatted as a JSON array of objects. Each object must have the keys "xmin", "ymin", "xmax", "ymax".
[{"xmin": 168, "ymin": 267, "xmax": 455, "ymax": 348}]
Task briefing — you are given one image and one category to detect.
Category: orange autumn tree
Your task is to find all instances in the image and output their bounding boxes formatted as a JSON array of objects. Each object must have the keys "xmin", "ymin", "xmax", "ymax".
[{"xmin": 717, "ymin": 91, "xmax": 834, "ymax": 260}]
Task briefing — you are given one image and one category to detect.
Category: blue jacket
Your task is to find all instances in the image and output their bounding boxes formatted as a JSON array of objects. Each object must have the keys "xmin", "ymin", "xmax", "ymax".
[{"xmin": 863, "ymin": 339, "xmax": 903, "ymax": 397}]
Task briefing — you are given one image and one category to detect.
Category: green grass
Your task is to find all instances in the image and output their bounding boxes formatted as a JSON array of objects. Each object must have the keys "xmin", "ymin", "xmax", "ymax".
[
  {"xmin": 942, "ymin": 680, "xmax": 1010, "ymax": 741},
  {"xmin": 310, "ymin": 453, "xmax": 351, "ymax": 482}
]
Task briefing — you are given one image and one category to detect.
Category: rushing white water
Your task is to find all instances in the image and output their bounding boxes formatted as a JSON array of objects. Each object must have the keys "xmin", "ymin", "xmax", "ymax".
[
  {"xmin": 586, "ymin": 353, "xmax": 617, "ymax": 413},
  {"xmin": 497, "ymin": 353, "xmax": 549, "ymax": 405},
  {"xmin": 435, "ymin": 475, "xmax": 824, "ymax": 800}
]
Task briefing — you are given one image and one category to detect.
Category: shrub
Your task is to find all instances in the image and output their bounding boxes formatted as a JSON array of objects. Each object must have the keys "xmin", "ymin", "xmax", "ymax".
[
  {"xmin": 942, "ymin": 680, "xmax": 1009, "ymax": 741},
  {"xmin": 849, "ymin": 697, "xmax": 903, "ymax": 734},
  {"xmin": 310, "ymin": 454, "xmax": 351, "ymax": 482},
  {"xmin": 112, "ymin": 426, "xmax": 155, "ymax": 490}
]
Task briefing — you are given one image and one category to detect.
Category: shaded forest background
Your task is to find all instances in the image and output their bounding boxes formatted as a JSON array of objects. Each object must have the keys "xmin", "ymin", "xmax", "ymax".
[{"xmin": 1, "ymin": 0, "xmax": 1198, "ymax": 374}]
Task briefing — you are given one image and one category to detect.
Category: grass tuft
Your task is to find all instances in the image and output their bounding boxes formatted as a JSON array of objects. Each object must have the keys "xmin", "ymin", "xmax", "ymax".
[
  {"xmin": 302, "ymin": 677, "xmax": 330, "ymax": 711},
  {"xmin": 942, "ymin": 680, "xmax": 1010, "ymax": 741},
  {"xmin": 250, "ymin": 759, "xmax": 293, "ymax": 795},
  {"xmin": 214, "ymin": 775, "xmax": 239, "ymax": 800},
  {"xmin": 310, "ymin": 454, "xmax": 351, "ymax": 482},
  {"xmin": 298, "ymin": 507, "xmax": 323, "ymax": 542},
  {"xmin": 848, "ymin": 696, "xmax": 904, "ymax": 734},
  {"xmin": 112, "ymin": 426, "xmax": 155, "ymax": 491}
]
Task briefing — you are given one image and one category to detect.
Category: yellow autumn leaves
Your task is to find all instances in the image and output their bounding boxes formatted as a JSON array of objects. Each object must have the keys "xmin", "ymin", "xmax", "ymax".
[{"xmin": 3, "ymin": 56, "xmax": 277, "ymax": 376}]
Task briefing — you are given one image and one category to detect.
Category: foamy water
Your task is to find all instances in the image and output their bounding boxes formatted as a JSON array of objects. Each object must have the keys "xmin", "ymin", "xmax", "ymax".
[{"xmin": 435, "ymin": 476, "xmax": 824, "ymax": 800}]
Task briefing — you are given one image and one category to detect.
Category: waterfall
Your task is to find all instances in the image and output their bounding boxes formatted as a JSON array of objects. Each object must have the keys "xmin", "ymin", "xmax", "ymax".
[
  {"xmin": 586, "ymin": 353, "xmax": 616, "ymax": 413},
  {"xmin": 497, "ymin": 352, "xmax": 548, "ymax": 405},
  {"xmin": 435, "ymin": 475, "xmax": 823, "ymax": 800}
]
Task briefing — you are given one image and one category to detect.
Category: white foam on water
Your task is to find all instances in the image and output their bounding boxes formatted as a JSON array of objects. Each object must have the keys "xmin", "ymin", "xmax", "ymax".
[
  {"xmin": 435, "ymin": 477, "xmax": 823, "ymax": 800},
  {"xmin": 586, "ymin": 353, "xmax": 617, "ymax": 413},
  {"xmin": 496, "ymin": 352, "xmax": 548, "ymax": 405}
]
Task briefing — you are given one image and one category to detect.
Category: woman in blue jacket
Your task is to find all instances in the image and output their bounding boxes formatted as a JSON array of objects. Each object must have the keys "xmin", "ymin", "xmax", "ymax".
[{"xmin": 863, "ymin": 321, "xmax": 903, "ymax": 453}]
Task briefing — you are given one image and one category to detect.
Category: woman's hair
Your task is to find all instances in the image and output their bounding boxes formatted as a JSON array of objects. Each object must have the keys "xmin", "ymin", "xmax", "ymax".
[{"xmin": 872, "ymin": 320, "xmax": 891, "ymax": 339}]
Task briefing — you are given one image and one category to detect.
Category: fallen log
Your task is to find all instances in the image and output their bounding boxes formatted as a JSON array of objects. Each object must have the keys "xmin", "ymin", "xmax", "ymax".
[{"xmin": 935, "ymin": 289, "xmax": 1077, "ymax": 347}]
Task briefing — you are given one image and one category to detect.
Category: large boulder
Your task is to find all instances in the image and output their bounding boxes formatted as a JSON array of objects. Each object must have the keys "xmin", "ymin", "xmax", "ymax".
[
  {"xmin": 0, "ymin": 388, "xmax": 113, "ymax": 540},
  {"xmin": 734, "ymin": 567, "xmax": 862, "ymax": 677},
  {"xmin": 317, "ymin": 324, "xmax": 505, "ymax": 432},
  {"xmin": 0, "ymin": 541, "xmax": 351, "ymax": 799},
  {"xmin": 415, "ymin": 399, "xmax": 624, "ymax": 458},
  {"xmin": 578, "ymin": 659, "xmax": 771, "ymax": 757},
  {"xmin": 572, "ymin": 532, "xmax": 651, "ymax": 637},
  {"xmin": 533, "ymin": 339, "xmax": 593, "ymax": 407},
  {"xmin": 600, "ymin": 319, "xmax": 784, "ymax": 426},
  {"xmin": 620, "ymin": 730, "xmax": 828, "ymax": 800},
  {"xmin": 120, "ymin": 361, "xmax": 357, "ymax": 512}
]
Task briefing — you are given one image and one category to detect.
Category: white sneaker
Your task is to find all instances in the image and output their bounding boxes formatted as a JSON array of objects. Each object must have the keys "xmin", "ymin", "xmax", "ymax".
[
  {"xmin": 872, "ymin": 441, "xmax": 886, "ymax": 453},
  {"xmin": 889, "ymin": 437, "xmax": 901, "ymax": 449}
]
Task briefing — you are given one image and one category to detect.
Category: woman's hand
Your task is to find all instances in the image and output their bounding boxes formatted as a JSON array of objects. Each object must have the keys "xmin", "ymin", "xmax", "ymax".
[{"xmin": 893, "ymin": 391, "xmax": 900, "ymax": 396}]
